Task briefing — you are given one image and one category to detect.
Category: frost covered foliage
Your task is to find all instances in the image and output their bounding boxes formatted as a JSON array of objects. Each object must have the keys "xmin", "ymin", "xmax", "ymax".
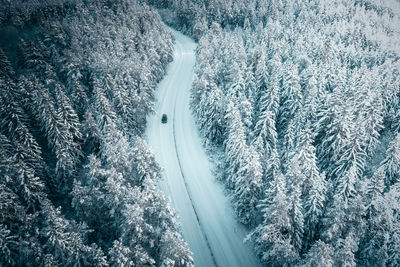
[
  {"xmin": 146, "ymin": 0, "xmax": 278, "ymax": 41},
  {"xmin": 0, "ymin": 0, "xmax": 193, "ymax": 266},
  {"xmin": 154, "ymin": 0, "xmax": 400, "ymax": 266}
]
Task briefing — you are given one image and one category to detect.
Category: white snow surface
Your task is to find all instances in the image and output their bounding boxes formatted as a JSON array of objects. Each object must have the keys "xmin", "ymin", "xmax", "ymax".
[{"xmin": 145, "ymin": 29, "xmax": 262, "ymax": 267}]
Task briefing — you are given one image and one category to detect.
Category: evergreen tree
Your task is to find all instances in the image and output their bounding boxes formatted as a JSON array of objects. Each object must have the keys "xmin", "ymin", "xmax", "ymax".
[
  {"xmin": 55, "ymin": 84, "xmax": 82, "ymax": 144},
  {"xmin": 301, "ymin": 240, "xmax": 334, "ymax": 267},
  {"xmin": 108, "ymin": 240, "xmax": 134, "ymax": 267},
  {"xmin": 254, "ymin": 47, "xmax": 268, "ymax": 96},
  {"xmin": 289, "ymin": 183, "xmax": 304, "ymax": 252},
  {"xmin": 41, "ymin": 199, "xmax": 108, "ymax": 266},
  {"xmin": 247, "ymin": 172, "xmax": 298, "ymax": 265},
  {"xmin": 315, "ymin": 91, "xmax": 356, "ymax": 180},
  {"xmin": 141, "ymin": 179, "xmax": 193, "ymax": 266},
  {"xmin": 35, "ymin": 85, "xmax": 78, "ymax": 186},
  {"xmin": 197, "ymin": 84, "xmax": 225, "ymax": 145},
  {"xmin": 0, "ymin": 77, "xmax": 45, "ymax": 176},
  {"xmin": 304, "ymin": 172, "xmax": 327, "ymax": 248},
  {"xmin": 0, "ymin": 223, "xmax": 18, "ymax": 266},
  {"xmin": 257, "ymin": 70, "xmax": 280, "ymax": 120},
  {"xmin": 278, "ymin": 62, "xmax": 302, "ymax": 132},
  {"xmin": 281, "ymin": 119, "xmax": 296, "ymax": 171},
  {"xmin": 238, "ymin": 92, "xmax": 253, "ymax": 135},
  {"xmin": 381, "ymin": 133, "xmax": 400, "ymax": 186},
  {"xmin": 227, "ymin": 61, "xmax": 245, "ymax": 97},
  {"xmin": 244, "ymin": 65, "xmax": 256, "ymax": 104},
  {"xmin": 109, "ymin": 72, "xmax": 138, "ymax": 134},
  {"xmin": 233, "ymin": 145, "xmax": 263, "ymax": 225},
  {"xmin": 333, "ymin": 235, "xmax": 358, "ymax": 267},
  {"xmin": 289, "ymin": 122, "xmax": 321, "ymax": 197},
  {"xmin": 332, "ymin": 132, "xmax": 367, "ymax": 189},
  {"xmin": 335, "ymin": 165, "xmax": 358, "ymax": 204},
  {"xmin": 71, "ymin": 155, "xmax": 119, "ymax": 244},
  {"xmin": 359, "ymin": 167, "xmax": 389, "ymax": 266},
  {"xmin": 379, "ymin": 182, "xmax": 400, "ymax": 267},
  {"xmin": 100, "ymin": 121, "xmax": 135, "ymax": 179},
  {"xmin": 92, "ymin": 78, "xmax": 118, "ymax": 131},
  {"xmin": 321, "ymin": 194, "xmax": 366, "ymax": 246},
  {"xmin": 359, "ymin": 92, "xmax": 384, "ymax": 155},
  {"xmin": 263, "ymin": 146, "xmax": 281, "ymax": 193},
  {"xmin": 159, "ymin": 230, "xmax": 194, "ymax": 267},
  {"xmin": 131, "ymin": 136, "xmax": 161, "ymax": 185},
  {"xmin": 69, "ymin": 75, "xmax": 88, "ymax": 118},
  {"xmin": 82, "ymin": 110, "xmax": 101, "ymax": 154},
  {"xmin": 0, "ymin": 48, "xmax": 14, "ymax": 79},
  {"xmin": 224, "ymin": 99, "xmax": 247, "ymax": 188},
  {"xmin": 252, "ymin": 110, "xmax": 277, "ymax": 160},
  {"xmin": 388, "ymin": 220, "xmax": 400, "ymax": 267}
]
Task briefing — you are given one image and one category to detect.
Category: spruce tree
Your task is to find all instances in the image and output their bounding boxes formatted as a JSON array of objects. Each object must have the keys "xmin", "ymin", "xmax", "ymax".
[
  {"xmin": 247, "ymin": 172, "xmax": 298, "ymax": 265},
  {"xmin": 301, "ymin": 240, "xmax": 334, "ymax": 267},
  {"xmin": 381, "ymin": 133, "xmax": 400, "ymax": 186},
  {"xmin": 233, "ymin": 145, "xmax": 263, "ymax": 225},
  {"xmin": 224, "ymin": 99, "xmax": 248, "ymax": 188}
]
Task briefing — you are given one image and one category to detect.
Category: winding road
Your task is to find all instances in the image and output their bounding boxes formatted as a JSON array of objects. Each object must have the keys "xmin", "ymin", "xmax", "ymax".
[{"xmin": 145, "ymin": 29, "xmax": 261, "ymax": 267}]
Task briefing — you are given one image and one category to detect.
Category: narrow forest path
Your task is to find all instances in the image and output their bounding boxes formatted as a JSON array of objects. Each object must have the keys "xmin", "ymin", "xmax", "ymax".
[{"xmin": 145, "ymin": 29, "xmax": 262, "ymax": 267}]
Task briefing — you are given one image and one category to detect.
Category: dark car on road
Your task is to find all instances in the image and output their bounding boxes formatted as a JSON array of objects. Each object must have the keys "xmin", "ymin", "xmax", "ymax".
[{"xmin": 161, "ymin": 114, "xmax": 168, "ymax": 123}]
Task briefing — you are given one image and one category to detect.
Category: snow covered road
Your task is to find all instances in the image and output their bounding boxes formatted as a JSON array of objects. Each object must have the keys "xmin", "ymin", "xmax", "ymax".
[{"xmin": 145, "ymin": 29, "xmax": 261, "ymax": 267}]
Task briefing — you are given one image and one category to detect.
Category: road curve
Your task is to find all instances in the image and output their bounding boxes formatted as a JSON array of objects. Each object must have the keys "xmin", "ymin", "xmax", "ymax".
[{"xmin": 145, "ymin": 29, "xmax": 262, "ymax": 267}]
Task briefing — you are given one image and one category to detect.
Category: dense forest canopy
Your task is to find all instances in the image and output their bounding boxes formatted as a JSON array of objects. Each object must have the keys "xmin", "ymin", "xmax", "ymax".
[
  {"xmin": 0, "ymin": 0, "xmax": 194, "ymax": 265},
  {"xmin": 1, "ymin": 0, "xmax": 400, "ymax": 265},
  {"xmin": 147, "ymin": 0, "xmax": 400, "ymax": 266}
]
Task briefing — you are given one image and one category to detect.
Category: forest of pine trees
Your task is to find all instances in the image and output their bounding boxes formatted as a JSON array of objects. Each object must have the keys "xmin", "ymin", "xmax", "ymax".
[
  {"xmin": 147, "ymin": 0, "xmax": 400, "ymax": 266},
  {"xmin": 2, "ymin": 0, "xmax": 400, "ymax": 265},
  {"xmin": 0, "ymin": 0, "xmax": 194, "ymax": 265}
]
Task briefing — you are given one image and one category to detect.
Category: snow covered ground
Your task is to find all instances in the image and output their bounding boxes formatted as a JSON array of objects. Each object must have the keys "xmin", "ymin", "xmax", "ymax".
[{"xmin": 145, "ymin": 29, "xmax": 262, "ymax": 267}]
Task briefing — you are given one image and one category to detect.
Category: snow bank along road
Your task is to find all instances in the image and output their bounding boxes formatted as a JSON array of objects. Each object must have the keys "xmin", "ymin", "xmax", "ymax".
[{"xmin": 145, "ymin": 29, "xmax": 262, "ymax": 267}]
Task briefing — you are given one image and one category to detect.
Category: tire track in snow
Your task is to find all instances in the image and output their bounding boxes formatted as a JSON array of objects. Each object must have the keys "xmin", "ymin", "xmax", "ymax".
[
  {"xmin": 172, "ymin": 94, "xmax": 219, "ymax": 267},
  {"xmin": 146, "ymin": 28, "xmax": 262, "ymax": 267}
]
